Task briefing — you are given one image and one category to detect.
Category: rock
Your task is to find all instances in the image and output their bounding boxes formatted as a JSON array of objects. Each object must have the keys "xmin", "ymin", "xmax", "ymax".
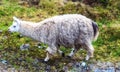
[
  {"xmin": 75, "ymin": 62, "xmax": 81, "ymax": 68},
  {"xmin": 108, "ymin": 67, "xmax": 115, "ymax": 72},
  {"xmin": 116, "ymin": 68, "xmax": 120, "ymax": 72},
  {"xmin": 63, "ymin": 66, "xmax": 68, "ymax": 72},
  {"xmin": 94, "ymin": 68, "xmax": 101, "ymax": 72},
  {"xmin": 94, "ymin": 67, "xmax": 115, "ymax": 72},
  {"xmin": 89, "ymin": 64, "xmax": 97, "ymax": 71},
  {"xmin": 67, "ymin": 62, "xmax": 74, "ymax": 67},
  {"xmin": 116, "ymin": 62, "xmax": 120, "ymax": 69},
  {"xmin": 94, "ymin": 62, "xmax": 116, "ymax": 72},
  {"xmin": 96, "ymin": 61, "xmax": 104, "ymax": 67},
  {"xmin": 0, "ymin": 60, "xmax": 8, "ymax": 65},
  {"xmin": 20, "ymin": 44, "xmax": 30, "ymax": 51},
  {"xmin": 81, "ymin": 62, "xmax": 86, "ymax": 67},
  {"xmin": 106, "ymin": 62, "xmax": 114, "ymax": 67},
  {"xmin": 45, "ymin": 65, "xmax": 51, "ymax": 71}
]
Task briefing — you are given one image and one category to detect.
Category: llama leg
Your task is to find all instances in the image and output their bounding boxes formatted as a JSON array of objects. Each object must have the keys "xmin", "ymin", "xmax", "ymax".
[
  {"xmin": 68, "ymin": 45, "xmax": 80, "ymax": 58},
  {"xmin": 81, "ymin": 44, "xmax": 94, "ymax": 68},
  {"xmin": 81, "ymin": 43, "xmax": 94, "ymax": 67},
  {"xmin": 44, "ymin": 52, "xmax": 51, "ymax": 62},
  {"xmin": 68, "ymin": 48, "xmax": 75, "ymax": 57},
  {"xmin": 85, "ymin": 43, "xmax": 94, "ymax": 61},
  {"xmin": 44, "ymin": 47, "xmax": 57, "ymax": 62},
  {"xmin": 58, "ymin": 50, "xmax": 65, "ymax": 57}
]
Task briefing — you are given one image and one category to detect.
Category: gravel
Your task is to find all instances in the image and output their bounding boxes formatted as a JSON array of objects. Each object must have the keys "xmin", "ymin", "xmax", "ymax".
[{"xmin": 0, "ymin": 61, "xmax": 120, "ymax": 72}]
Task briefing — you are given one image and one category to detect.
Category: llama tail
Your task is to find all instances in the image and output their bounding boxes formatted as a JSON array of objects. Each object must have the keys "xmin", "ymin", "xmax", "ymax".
[{"xmin": 92, "ymin": 21, "xmax": 99, "ymax": 41}]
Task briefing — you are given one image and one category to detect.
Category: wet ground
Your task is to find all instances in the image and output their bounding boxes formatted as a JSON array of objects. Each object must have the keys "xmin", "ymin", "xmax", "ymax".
[{"xmin": 0, "ymin": 58, "xmax": 120, "ymax": 72}]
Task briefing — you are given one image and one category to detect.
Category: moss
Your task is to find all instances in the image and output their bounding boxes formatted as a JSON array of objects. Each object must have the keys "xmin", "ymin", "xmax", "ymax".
[{"xmin": 0, "ymin": 0, "xmax": 120, "ymax": 71}]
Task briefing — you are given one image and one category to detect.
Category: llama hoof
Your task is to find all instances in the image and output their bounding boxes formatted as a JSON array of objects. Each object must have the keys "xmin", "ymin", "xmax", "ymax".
[
  {"xmin": 66, "ymin": 56, "xmax": 72, "ymax": 59},
  {"xmin": 44, "ymin": 61, "xmax": 48, "ymax": 64},
  {"xmin": 42, "ymin": 60, "xmax": 48, "ymax": 64}
]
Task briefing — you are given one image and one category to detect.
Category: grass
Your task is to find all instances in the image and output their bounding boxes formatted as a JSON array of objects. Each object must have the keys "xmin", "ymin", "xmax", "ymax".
[{"xmin": 0, "ymin": 0, "xmax": 120, "ymax": 71}]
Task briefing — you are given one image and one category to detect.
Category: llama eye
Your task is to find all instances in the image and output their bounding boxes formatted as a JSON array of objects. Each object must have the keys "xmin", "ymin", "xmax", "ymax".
[{"xmin": 13, "ymin": 26, "xmax": 16, "ymax": 28}]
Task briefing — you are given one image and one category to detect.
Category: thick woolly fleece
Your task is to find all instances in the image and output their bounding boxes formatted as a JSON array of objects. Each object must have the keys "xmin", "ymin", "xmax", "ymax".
[{"xmin": 18, "ymin": 14, "xmax": 99, "ymax": 60}]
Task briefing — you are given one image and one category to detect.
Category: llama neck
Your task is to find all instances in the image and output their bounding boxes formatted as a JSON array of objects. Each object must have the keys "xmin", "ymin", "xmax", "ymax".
[{"xmin": 19, "ymin": 21, "xmax": 36, "ymax": 39}]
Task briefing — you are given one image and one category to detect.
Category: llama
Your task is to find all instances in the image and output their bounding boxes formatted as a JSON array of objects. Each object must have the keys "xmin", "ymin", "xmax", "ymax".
[{"xmin": 8, "ymin": 14, "xmax": 99, "ymax": 62}]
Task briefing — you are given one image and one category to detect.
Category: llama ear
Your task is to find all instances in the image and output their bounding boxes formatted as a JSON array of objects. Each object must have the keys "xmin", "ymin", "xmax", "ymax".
[
  {"xmin": 13, "ymin": 16, "xmax": 20, "ymax": 22},
  {"xmin": 13, "ymin": 16, "xmax": 21, "ymax": 25}
]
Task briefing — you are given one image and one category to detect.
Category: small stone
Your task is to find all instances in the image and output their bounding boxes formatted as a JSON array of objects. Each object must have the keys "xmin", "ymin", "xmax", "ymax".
[
  {"xmin": 64, "ymin": 63, "xmax": 66, "ymax": 65},
  {"xmin": 2, "ymin": 70, "xmax": 7, "ymax": 72},
  {"xmin": 68, "ymin": 63, "xmax": 74, "ymax": 67},
  {"xmin": 38, "ymin": 46, "xmax": 42, "ymax": 48},
  {"xmin": 45, "ymin": 65, "xmax": 51, "ymax": 71},
  {"xmin": 20, "ymin": 35, "xmax": 23, "ymax": 37},
  {"xmin": 94, "ymin": 68, "xmax": 101, "ymax": 72},
  {"xmin": 80, "ymin": 48, "xmax": 83, "ymax": 50},
  {"xmin": 81, "ymin": 62, "xmax": 86, "ymax": 67},
  {"xmin": 1, "ymin": 60, "xmax": 8, "ymax": 65},
  {"xmin": 115, "ymin": 63, "xmax": 120, "ymax": 70},
  {"xmin": 89, "ymin": 64, "xmax": 97, "ymax": 70},
  {"xmin": 106, "ymin": 62, "xmax": 114, "ymax": 67},
  {"xmin": 96, "ymin": 61, "xmax": 103, "ymax": 67},
  {"xmin": 20, "ymin": 44, "xmax": 30, "ymax": 51},
  {"xmin": 107, "ymin": 67, "xmax": 115, "ymax": 72},
  {"xmin": 116, "ymin": 69, "xmax": 120, "ymax": 72}
]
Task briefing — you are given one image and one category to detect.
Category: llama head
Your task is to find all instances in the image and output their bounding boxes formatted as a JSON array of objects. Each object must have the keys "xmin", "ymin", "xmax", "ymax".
[{"xmin": 8, "ymin": 16, "xmax": 21, "ymax": 32}]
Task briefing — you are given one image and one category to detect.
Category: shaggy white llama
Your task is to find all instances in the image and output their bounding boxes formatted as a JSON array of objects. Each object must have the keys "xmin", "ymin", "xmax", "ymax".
[{"xmin": 8, "ymin": 14, "xmax": 99, "ymax": 62}]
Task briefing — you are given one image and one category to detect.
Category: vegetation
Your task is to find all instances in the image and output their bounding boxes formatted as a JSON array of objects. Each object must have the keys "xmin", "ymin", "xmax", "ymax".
[{"xmin": 0, "ymin": 0, "xmax": 120, "ymax": 71}]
